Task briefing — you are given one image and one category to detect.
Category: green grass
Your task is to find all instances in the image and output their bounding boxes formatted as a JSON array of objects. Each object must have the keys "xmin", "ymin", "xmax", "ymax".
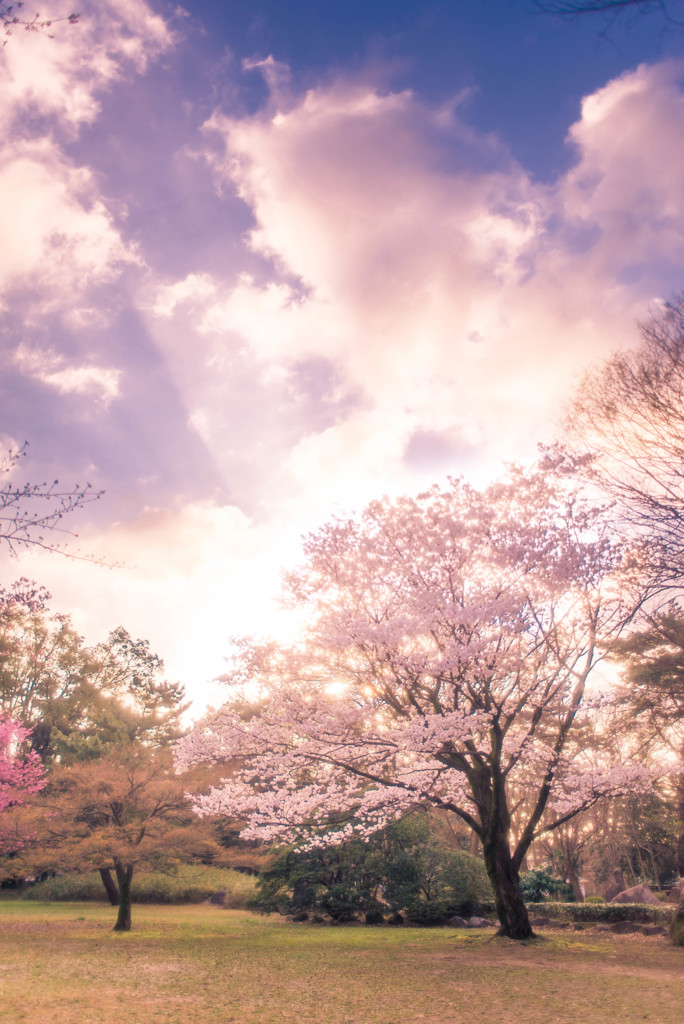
[
  {"xmin": 16, "ymin": 864, "xmax": 256, "ymax": 906},
  {"xmin": 0, "ymin": 903, "xmax": 681, "ymax": 1024}
]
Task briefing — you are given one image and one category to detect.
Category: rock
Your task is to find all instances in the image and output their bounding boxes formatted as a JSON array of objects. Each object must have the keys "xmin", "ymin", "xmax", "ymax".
[
  {"xmin": 610, "ymin": 883, "xmax": 660, "ymax": 906},
  {"xmin": 593, "ymin": 923, "xmax": 611, "ymax": 931},
  {"xmin": 530, "ymin": 916, "xmax": 552, "ymax": 927},
  {"xmin": 467, "ymin": 917, "xmax": 496, "ymax": 928},
  {"xmin": 639, "ymin": 925, "xmax": 665, "ymax": 936},
  {"xmin": 205, "ymin": 890, "xmax": 227, "ymax": 906},
  {"xmin": 610, "ymin": 921, "xmax": 642, "ymax": 934},
  {"xmin": 447, "ymin": 915, "xmax": 469, "ymax": 929}
]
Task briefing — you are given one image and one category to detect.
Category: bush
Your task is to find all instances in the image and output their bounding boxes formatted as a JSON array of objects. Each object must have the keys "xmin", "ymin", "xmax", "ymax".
[
  {"xmin": 22, "ymin": 865, "xmax": 256, "ymax": 906},
  {"xmin": 384, "ymin": 845, "xmax": 492, "ymax": 924},
  {"xmin": 249, "ymin": 814, "xmax": 493, "ymax": 924},
  {"xmin": 519, "ymin": 869, "xmax": 574, "ymax": 903},
  {"xmin": 584, "ymin": 895, "xmax": 605, "ymax": 904},
  {"xmin": 247, "ymin": 842, "xmax": 375, "ymax": 921}
]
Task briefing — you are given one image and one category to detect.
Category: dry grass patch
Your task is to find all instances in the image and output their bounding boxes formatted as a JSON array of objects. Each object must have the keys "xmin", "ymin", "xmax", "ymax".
[{"xmin": 0, "ymin": 903, "xmax": 681, "ymax": 1024}]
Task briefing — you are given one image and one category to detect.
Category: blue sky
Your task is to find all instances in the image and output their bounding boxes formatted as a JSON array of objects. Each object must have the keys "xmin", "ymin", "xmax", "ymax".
[
  {"xmin": 188, "ymin": 0, "xmax": 684, "ymax": 176},
  {"xmin": 2, "ymin": 0, "xmax": 684, "ymax": 708}
]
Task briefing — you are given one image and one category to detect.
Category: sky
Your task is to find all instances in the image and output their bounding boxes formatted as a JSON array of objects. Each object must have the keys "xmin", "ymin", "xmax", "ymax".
[{"xmin": 2, "ymin": 0, "xmax": 684, "ymax": 711}]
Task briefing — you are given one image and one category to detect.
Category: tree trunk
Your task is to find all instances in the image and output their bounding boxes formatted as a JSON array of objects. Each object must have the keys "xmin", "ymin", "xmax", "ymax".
[
  {"xmin": 671, "ymin": 753, "xmax": 684, "ymax": 947},
  {"xmin": 113, "ymin": 862, "xmax": 134, "ymax": 932},
  {"xmin": 482, "ymin": 832, "xmax": 533, "ymax": 940},
  {"xmin": 566, "ymin": 864, "xmax": 584, "ymax": 902},
  {"xmin": 99, "ymin": 868, "xmax": 119, "ymax": 906}
]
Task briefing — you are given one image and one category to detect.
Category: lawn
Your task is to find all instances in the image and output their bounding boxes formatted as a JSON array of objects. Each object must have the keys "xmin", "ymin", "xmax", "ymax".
[{"xmin": 0, "ymin": 903, "xmax": 681, "ymax": 1024}]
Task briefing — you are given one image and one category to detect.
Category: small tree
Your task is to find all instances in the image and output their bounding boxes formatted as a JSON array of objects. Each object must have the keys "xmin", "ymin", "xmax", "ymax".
[
  {"xmin": 177, "ymin": 460, "xmax": 648, "ymax": 940},
  {"xmin": 3, "ymin": 745, "xmax": 219, "ymax": 930}
]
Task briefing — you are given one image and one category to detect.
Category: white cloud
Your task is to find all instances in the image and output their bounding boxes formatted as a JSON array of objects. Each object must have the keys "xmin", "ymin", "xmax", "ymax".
[
  {"xmin": 151, "ymin": 273, "xmax": 217, "ymax": 319},
  {"xmin": 192, "ymin": 61, "xmax": 684, "ymax": 478},
  {"xmin": 0, "ymin": 0, "xmax": 174, "ymax": 133},
  {"xmin": 13, "ymin": 343, "xmax": 121, "ymax": 404},
  {"xmin": 0, "ymin": 139, "xmax": 137, "ymax": 303}
]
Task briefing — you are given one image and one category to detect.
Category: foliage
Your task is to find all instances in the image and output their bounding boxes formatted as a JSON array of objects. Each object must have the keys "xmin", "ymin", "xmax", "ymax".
[
  {"xmin": 519, "ymin": 868, "xmax": 575, "ymax": 902},
  {"xmin": 178, "ymin": 458, "xmax": 648, "ymax": 939},
  {"xmin": 0, "ymin": 745, "xmax": 221, "ymax": 930},
  {"xmin": 0, "ymin": 583, "xmax": 187, "ymax": 763},
  {"xmin": 0, "ymin": 716, "xmax": 44, "ymax": 817},
  {"xmin": 20, "ymin": 864, "xmax": 255, "ymax": 906},
  {"xmin": 250, "ymin": 815, "xmax": 491, "ymax": 924}
]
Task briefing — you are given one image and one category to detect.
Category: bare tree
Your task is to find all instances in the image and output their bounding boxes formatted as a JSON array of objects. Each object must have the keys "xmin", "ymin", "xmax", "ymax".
[
  {"xmin": 0, "ymin": 443, "xmax": 103, "ymax": 558},
  {"xmin": 567, "ymin": 296, "xmax": 684, "ymax": 590}
]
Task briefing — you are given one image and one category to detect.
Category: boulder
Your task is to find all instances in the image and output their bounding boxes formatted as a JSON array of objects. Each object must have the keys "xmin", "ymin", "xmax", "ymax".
[
  {"xmin": 467, "ymin": 917, "xmax": 496, "ymax": 928},
  {"xmin": 639, "ymin": 925, "xmax": 666, "ymax": 936},
  {"xmin": 593, "ymin": 923, "xmax": 611, "ymax": 932},
  {"xmin": 610, "ymin": 884, "xmax": 660, "ymax": 906},
  {"xmin": 447, "ymin": 915, "xmax": 469, "ymax": 929}
]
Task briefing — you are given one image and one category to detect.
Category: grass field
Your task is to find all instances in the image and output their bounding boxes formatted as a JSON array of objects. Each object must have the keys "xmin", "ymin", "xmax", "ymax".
[{"xmin": 0, "ymin": 903, "xmax": 681, "ymax": 1024}]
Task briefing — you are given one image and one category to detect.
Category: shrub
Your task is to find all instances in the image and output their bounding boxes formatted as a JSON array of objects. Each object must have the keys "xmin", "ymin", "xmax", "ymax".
[
  {"xmin": 519, "ymin": 869, "xmax": 574, "ymax": 903},
  {"xmin": 22, "ymin": 865, "xmax": 256, "ymax": 906},
  {"xmin": 247, "ymin": 842, "xmax": 374, "ymax": 921},
  {"xmin": 249, "ymin": 814, "xmax": 493, "ymax": 924},
  {"xmin": 384, "ymin": 845, "xmax": 491, "ymax": 924},
  {"xmin": 584, "ymin": 895, "xmax": 605, "ymax": 904}
]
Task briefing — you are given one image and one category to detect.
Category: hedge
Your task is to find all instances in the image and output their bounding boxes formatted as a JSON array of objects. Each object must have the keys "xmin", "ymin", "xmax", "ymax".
[
  {"xmin": 524, "ymin": 901, "xmax": 673, "ymax": 925},
  {"xmin": 20, "ymin": 865, "xmax": 256, "ymax": 906}
]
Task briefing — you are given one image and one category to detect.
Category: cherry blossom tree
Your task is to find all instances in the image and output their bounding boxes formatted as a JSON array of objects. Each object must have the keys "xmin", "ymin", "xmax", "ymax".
[
  {"xmin": 0, "ymin": 717, "xmax": 44, "ymax": 816},
  {"xmin": 177, "ymin": 458, "xmax": 650, "ymax": 940}
]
